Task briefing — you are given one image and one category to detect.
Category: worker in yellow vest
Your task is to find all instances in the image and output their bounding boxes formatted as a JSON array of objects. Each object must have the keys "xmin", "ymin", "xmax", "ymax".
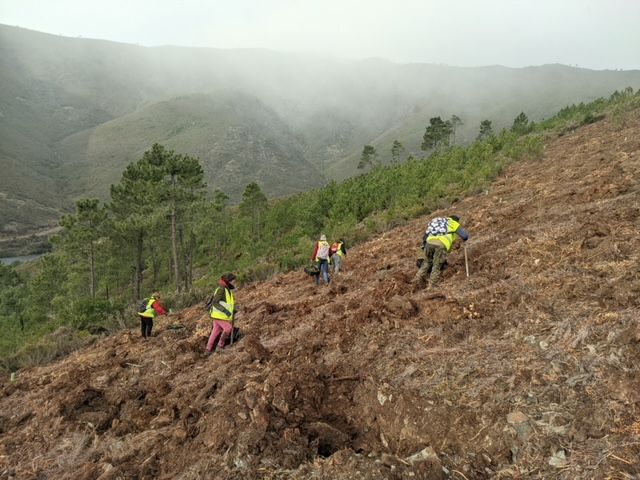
[
  {"xmin": 413, "ymin": 215, "xmax": 469, "ymax": 288},
  {"xmin": 206, "ymin": 273, "xmax": 236, "ymax": 353},
  {"xmin": 311, "ymin": 234, "xmax": 331, "ymax": 285},
  {"xmin": 137, "ymin": 291, "xmax": 167, "ymax": 339},
  {"xmin": 329, "ymin": 239, "xmax": 347, "ymax": 273}
]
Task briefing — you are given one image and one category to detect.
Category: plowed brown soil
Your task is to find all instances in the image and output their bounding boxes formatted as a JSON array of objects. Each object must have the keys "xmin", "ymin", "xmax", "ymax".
[{"xmin": 1, "ymin": 112, "xmax": 639, "ymax": 480}]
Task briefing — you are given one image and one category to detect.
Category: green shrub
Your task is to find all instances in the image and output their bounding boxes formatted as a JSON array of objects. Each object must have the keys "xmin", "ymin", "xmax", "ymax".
[
  {"xmin": 55, "ymin": 298, "xmax": 120, "ymax": 331},
  {"xmin": 161, "ymin": 288, "xmax": 207, "ymax": 310},
  {"xmin": 242, "ymin": 261, "xmax": 280, "ymax": 283},
  {"xmin": 0, "ymin": 326, "xmax": 92, "ymax": 372},
  {"xmin": 581, "ymin": 112, "xmax": 605, "ymax": 125}
]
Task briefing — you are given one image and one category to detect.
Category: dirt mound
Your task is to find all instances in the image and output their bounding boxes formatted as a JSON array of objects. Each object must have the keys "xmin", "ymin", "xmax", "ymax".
[{"xmin": 1, "ymin": 112, "xmax": 639, "ymax": 479}]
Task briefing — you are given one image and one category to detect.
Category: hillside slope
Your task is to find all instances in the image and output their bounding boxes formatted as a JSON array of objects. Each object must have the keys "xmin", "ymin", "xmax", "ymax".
[
  {"xmin": 1, "ymin": 112, "xmax": 639, "ymax": 479},
  {"xmin": 57, "ymin": 92, "xmax": 324, "ymax": 201}
]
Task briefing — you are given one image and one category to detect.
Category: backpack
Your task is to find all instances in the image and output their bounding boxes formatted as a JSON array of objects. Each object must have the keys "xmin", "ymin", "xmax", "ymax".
[
  {"xmin": 425, "ymin": 217, "xmax": 449, "ymax": 237},
  {"xmin": 329, "ymin": 242, "xmax": 340, "ymax": 255},
  {"xmin": 138, "ymin": 298, "xmax": 150, "ymax": 313},
  {"xmin": 204, "ymin": 295, "xmax": 214, "ymax": 312},
  {"xmin": 304, "ymin": 264, "xmax": 320, "ymax": 276}
]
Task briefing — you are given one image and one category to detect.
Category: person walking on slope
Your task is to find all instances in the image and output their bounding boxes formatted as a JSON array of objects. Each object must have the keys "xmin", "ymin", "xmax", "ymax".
[
  {"xmin": 138, "ymin": 291, "xmax": 167, "ymax": 339},
  {"xmin": 413, "ymin": 215, "xmax": 469, "ymax": 289},
  {"xmin": 311, "ymin": 234, "xmax": 331, "ymax": 285},
  {"xmin": 329, "ymin": 239, "xmax": 347, "ymax": 274},
  {"xmin": 206, "ymin": 273, "xmax": 237, "ymax": 353}
]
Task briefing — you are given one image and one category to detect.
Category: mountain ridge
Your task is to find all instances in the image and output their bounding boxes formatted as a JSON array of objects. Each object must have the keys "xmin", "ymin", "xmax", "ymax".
[{"xmin": 2, "ymin": 23, "xmax": 640, "ymax": 237}]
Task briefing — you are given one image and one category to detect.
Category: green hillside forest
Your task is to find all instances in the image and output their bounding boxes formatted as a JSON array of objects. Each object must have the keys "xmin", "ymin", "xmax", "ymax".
[
  {"xmin": 2, "ymin": 24, "xmax": 640, "ymax": 240},
  {"xmin": 1, "ymin": 87, "xmax": 638, "ymax": 371}
]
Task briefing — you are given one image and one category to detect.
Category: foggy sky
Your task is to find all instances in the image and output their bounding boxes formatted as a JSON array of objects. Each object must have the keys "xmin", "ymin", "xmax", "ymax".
[{"xmin": 1, "ymin": 0, "xmax": 639, "ymax": 70}]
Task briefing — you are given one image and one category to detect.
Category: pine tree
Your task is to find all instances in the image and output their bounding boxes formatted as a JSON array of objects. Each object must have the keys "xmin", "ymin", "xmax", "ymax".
[
  {"xmin": 149, "ymin": 144, "xmax": 206, "ymax": 292},
  {"xmin": 209, "ymin": 190, "xmax": 231, "ymax": 252},
  {"xmin": 0, "ymin": 264, "xmax": 25, "ymax": 338},
  {"xmin": 450, "ymin": 115, "xmax": 463, "ymax": 145},
  {"xmin": 511, "ymin": 112, "xmax": 530, "ymax": 134},
  {"xmin": 110, "ymin": 156, "xmax": 162, "ymax": 300},
  {"xmin": 110, "ymin": 144, "xmax": 206, "ymax": 294},
  {"xmin": 477, "ymin": 119, "xmax": 494, "ymax": 141},
  {"xmin": 391, "ymin": 140, "xmax": 405, "ymax": 163},
  {"xmin": 27, "ymin": 255, "xmax": 68, "ymax": 322},
  {"xmin": 358, "ymin": 145, "xmax": 378, "ymax": 169},
  {"xmin": 59, "ymin": 198, "xmax": 108, "ymax": 299},
  {"xmin": 422, "ymin": 117, "xmax": 453, "ymax": 152},
  {"xmin": 239, "ymin": 182, "xmax": 268, "ymax": 245}
]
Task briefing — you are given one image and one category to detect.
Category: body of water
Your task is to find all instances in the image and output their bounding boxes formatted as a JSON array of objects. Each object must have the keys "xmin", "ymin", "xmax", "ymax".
[{"xmin": 0, "ymin": 254, "xmax": 43, "ymax": 265}]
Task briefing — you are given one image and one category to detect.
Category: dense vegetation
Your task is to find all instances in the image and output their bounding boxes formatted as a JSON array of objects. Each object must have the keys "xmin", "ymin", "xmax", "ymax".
[{"xmin": 1, "ymin": 88, "xmax": 638, "ymax": 372}]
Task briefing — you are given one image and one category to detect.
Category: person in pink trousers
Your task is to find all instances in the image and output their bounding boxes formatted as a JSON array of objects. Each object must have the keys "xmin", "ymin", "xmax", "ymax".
[{"xmin": 206, "ymin": 273, "xmax": 236, "ymax": 354}]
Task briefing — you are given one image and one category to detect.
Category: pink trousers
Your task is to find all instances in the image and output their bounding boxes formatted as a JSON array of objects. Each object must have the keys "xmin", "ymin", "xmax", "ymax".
[{"xmin": 206, "ymin": 320, "xmax": 232, "ymax": 351}]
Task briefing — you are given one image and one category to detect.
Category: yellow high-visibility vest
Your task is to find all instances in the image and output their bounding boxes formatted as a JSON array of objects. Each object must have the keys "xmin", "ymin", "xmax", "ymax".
[
  {"xmin": 209, "ymin": 287, "xmax": 235, "ymax": 321},
  {"xmin": 316, "ymin": 240, "xmax": 330, "ymax": 260},
  {"xmin": 333, "ymin": 241, "xmax": 345, "ymax": 257},
  {"xmin": 427, "ymin": 218, "xmax": 461, "ymax": 252},
  {"xmin": 139, "ymin": 297, "xmax": 157, "ymax": 318}
]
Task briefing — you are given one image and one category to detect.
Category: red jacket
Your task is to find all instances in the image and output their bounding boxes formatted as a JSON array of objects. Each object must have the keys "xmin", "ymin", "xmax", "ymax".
[{"xmin": 151, "ymin": 300, "xmax": 167, "ymax": 316}]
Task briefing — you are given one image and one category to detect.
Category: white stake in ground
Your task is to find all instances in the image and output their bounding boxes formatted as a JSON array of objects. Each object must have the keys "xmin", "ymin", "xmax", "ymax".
[{"xmin": 464, "ymin": 244, "xmax": 470, "ymax": 278}]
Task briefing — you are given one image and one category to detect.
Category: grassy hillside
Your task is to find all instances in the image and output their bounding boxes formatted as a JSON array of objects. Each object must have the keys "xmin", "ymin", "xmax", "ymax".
[{"xmin": 57, "ymin": 92, "xmax": 324, "ymax": 201}]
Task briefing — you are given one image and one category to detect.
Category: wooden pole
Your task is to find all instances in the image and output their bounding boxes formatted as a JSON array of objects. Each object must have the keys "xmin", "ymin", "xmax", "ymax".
[{"xmin": 464, "ymin": 244, "xmax": 470, "ymax": 278}]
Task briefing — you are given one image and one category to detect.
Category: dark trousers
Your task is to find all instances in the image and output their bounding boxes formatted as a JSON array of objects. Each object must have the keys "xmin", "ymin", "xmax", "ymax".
[{"xmin": 140, "ymin": 316, "xmax": 153, "ymax": 338}]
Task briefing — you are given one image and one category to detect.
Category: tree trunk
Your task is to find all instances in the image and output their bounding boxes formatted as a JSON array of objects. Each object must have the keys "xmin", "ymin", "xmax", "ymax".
[
  {"xmin": 178, "ymin": 227, "xmax": 188, "ymax": 291},
  {"xmin": 181, "ymin": 228, "xmax": 195, "ymax": 292},
  {"xmin": 170, "ymin": 175, "xmax": 180, "ymax": 293},
  {"xmin": 89, "ymin": 240, "xmax": 96, "ymax": 299},
  {"xmin": 187, "ymin": 230, "xmax": 195, "ymax": 290},
  {"xmin": 135, "ymin": 230, "xmax": 144, "ymax": 300},
  {"xmin": 149, "ymin": 242, "xmax": 159, "ymax": 286},
  {"xmin": 171, "ymin": 206, "xmax": 180, "ymax": 293}
]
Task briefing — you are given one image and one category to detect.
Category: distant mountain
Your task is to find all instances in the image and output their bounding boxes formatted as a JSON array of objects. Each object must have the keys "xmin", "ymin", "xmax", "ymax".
[
  {"xmin": 56, "ymin": 92, "xmax": 323, "ymax": 201},
  {"xmin": 1, "ymin": 23, "xmax": 639, "ymax": 235}
]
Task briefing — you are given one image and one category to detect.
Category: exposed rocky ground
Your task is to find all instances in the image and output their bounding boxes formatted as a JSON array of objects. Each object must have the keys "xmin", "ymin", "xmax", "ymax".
[{"xmin": 1, "ymin": 111, "xmax": 639, "ymax": 479}]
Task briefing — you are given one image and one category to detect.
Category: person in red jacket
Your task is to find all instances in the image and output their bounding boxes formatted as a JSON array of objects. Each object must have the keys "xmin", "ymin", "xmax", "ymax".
[{"xmin": 138, "ymin": 291, "xmax": 167, "ymax": 339}]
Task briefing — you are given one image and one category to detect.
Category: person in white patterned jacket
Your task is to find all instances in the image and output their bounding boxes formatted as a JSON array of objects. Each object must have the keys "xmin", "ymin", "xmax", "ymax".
[{"xmin": 413, "ymin": 215, "xmax": 469, "ymax": 289}]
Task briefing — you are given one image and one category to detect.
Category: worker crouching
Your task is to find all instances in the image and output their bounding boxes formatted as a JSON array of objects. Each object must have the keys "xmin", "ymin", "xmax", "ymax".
[{"xmin": 413, "ymin": 215, "xmax": 469, "ymax": 289}]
